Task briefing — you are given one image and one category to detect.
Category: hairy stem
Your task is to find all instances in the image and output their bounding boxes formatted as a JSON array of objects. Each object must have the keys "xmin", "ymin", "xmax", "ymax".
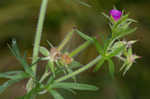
[
  {"xmin": 55, "ymin": 55, "xmax": 102, "ymax": 83},
  {"xmin": 32, "ymin": 0, "xmax": 48, "ymax": 75},
  {"xmin": 58, "ymin": 29, "xmax": 75, "ymax": 51},
  {"xmin": 26, "ymin": 0, "xmax": 48, "ymax": 95},
  {"xmin": 69, "ymin": 41, "xmax": 91, "ymax": 57}
]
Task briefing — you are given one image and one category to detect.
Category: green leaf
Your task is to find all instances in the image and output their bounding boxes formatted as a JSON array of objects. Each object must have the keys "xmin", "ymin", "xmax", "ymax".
[
  {"xmin": 116, "ymin": 19, "xmax": 134, "ymax": 31},
  {"xmin": 123, "ymin": 63, "xmax": 132, "ymax": 76},
  {"xmin": 47, "ymin": 75, "xmax": 55, "ymax": 86},
  {"xmin": 39, "ymin": 46, "xmax": 50, "ymax": 56},
  {"xmin": 0, "ymin": 72, "xmax": 28, "ymax": 94},
  {"xmin": 55, "ymin": 62, "xmax": 67, "ymax": 75},
  {"xmin": 112, "ymin": 14, "xmax": 129, "ymax": 32},
  {"xmin": 0, "ymin": 71, "xmax": 28, "ymax": 94},
  {"xmin": 108, "ymin": 59, "xmax": 115, "ymax": 77},
  {"xmin": 51, "ymin": 82, "xmax": 98, "ymax": 91},
  {"xmin": 0, "ymin": 71, "xmax": 29, "ymax": 80},
  {"xmin": 108, "ymin": 43, "xmax": 125, "ymax": 58},
  {"xmin": 121, "ymin": 21, "xmax": 132, "ymax": 30},
  {"xmin": 66, "ymin": 68, "xmax": 76, "ymax": 82},
  {"xmin": 47, "ymin": 40, "xmax": 54, "ymax": 48},
  {"xmin": 0, "ymin": 80, "xmax": 18, "ymax": 94},
  {"xmin": 118, "ymin": 27, "xmax": 137, "ymax": 39},
  {"xmin": 127, "ymin": 18, "xmax": 137, "ymax": 23},
  {"xmin": 47, "ymin": 61, "xmax": 55, "ymax": 77},
  {"xmin": 9, "ymin": 39, "xmax": 20, "ymax": 56},
  {"xmin": 103, "ymin": 37, "xmax": 113, "ymax": 53},
  {"xmin": 8, "ymin": 40, "xmax": 34, "ymax": 77},
  {"xmin": 69, "ymin": 60, "xmax": 82, "ymax": 69},
  {"xmin": 17, "ymin": 83, "xmax": 43, "ymax": 99},
  {"xmin": 128, "ymin": 47, "xmax": 133, "ymax": 56},
  {"xmin": 39, "ymin": 65, "xmax": 50, "ymax": 83},
  {"xmin": 120, "ymin": 61, "xmax": 127, "ymax": 72},
  {"xmin": 17, "ymin": 92, "xmax": 34, "ymax": 99},
  {"xmin": 58, "ymin": 29, "xmax": 74, "ymax": 51},
  {"xmin": 0, "ymin": 71, "xmax": 22, "ymax": 78},
  {"xmin": 75, "ymin": 29, "xmax": 93, "ymax": 42},
  {"xmin": 110, "ymin": 16, "xmax": 116, "ymax": 24},
  {"xmin": 94, "ymin": 57, "xmax": 105, "ymax": 72},
  {"xmin": 102, "ymin": 12, "xmax": 111, "ymax": 21},
  {"xmin": 74, "ymin": 0, "xmax": 91, "ymax": 7},
  {"xmin": 93, "ymin": 38, "xmax": 104, "ymax": 55},
  {"xmin": 49, "ymin": 90, "xmax": 64, "ymax": 99}
]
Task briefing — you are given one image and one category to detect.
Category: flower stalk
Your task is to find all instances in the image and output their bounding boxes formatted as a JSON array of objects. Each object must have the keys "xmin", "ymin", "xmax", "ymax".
[{"xmin": 55, "ymin": 55, "xmax": 102, "ymax": 83}]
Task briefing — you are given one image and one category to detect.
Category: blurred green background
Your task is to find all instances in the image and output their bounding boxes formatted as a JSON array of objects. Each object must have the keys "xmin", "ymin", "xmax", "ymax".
[{"xmin": 0, "ymin": 0, "xmax": 149, "ymax": 99}]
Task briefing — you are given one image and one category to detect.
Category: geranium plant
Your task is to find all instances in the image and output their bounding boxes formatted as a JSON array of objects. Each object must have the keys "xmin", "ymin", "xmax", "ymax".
[{"xmin": 0, "ymin": 0, "xmax": 140, "ymax": 99}]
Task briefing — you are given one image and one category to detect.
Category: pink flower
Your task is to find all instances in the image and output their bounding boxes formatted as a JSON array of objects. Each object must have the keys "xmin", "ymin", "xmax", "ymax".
[{"xmin": 110, "ymin": 9, "xmax": 122, "ymax": 21}]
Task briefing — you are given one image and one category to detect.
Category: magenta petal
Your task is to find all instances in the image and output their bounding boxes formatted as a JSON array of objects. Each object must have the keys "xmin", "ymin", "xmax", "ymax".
[{"xmin": 110, "ymin": 9, "xmax": 122, "ymax": 21}]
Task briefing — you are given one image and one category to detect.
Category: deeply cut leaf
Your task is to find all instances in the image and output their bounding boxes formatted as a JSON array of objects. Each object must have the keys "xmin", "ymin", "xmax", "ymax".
[{"xmin": 8, "ymin": 40, "xmax": 34, "ymax": 77}]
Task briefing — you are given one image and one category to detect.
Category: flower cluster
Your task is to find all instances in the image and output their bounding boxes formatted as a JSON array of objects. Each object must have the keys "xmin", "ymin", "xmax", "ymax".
[
  {"xmin": 108, "ymin": 9, "xmax": 140, "ymax": 75},
  {"xmin": 93, "ymin": 9, "xmax": 140, "ymax": 76}
]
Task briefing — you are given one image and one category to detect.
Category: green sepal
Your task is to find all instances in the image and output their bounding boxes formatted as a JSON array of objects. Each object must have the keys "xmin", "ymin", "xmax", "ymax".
[{"xmin": 39, "ymin": 46, "xmax": 50, "ymax": 57}]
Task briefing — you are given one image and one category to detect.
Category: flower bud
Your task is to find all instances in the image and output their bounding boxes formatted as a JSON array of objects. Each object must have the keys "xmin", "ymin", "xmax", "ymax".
[{"xmin": 110, "ymin": 9, "xmax": 122, "ymax": 21}]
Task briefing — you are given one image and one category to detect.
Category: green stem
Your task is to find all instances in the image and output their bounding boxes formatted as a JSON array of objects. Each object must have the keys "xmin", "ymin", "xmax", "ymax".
[
  {"xmin": 55, "ymin": 55, "xmax": 102, "ymax": 83},
  {"xmin": 106, "ymin": 38, "xmax": 115, "ymax": 51},
  {"xmin": 69, "ymin": 41, "xmax": 91, "ymax": 57},
  {"xmin": 32, "ymin": 0, "xmax": 48, "ymax": 75},
  {"xmin": 40, "ymin": 72, "xmax": 51, "ymax": 83},
  {"xmin": 58, "ymin": 29, "xmax": 75, "ymax": 51},
  {"xmin": 26, "ymin": 0, "xmax": 48, "ymax": 95}
]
